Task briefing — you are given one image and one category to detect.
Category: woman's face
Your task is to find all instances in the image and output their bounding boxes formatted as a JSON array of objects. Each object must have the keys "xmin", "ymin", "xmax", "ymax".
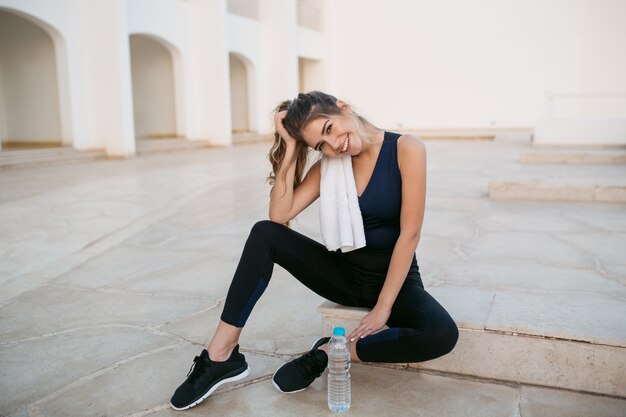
[{"xmin": 300, "ymin": 114, "xmax": 363, "ymax": 158}]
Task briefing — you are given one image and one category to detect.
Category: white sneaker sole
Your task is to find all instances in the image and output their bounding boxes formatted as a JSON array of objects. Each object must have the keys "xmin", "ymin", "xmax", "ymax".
[{"xmin": 170, "ymin": 366, "xmax": 250, "ymax": 411}]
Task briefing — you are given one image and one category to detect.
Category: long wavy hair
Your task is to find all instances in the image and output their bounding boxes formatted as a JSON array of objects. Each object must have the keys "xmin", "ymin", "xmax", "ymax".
[{"xmin": 267, "ymin": 91, "xmax": 380, "ymax": 191}]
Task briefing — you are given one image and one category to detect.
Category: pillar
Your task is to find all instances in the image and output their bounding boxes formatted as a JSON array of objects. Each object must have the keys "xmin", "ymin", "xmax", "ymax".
[
  {"xmin": 186, "ymin": 0, "xmax": 231, "ymax": 145},
  {"xmin": 257, "ymin": 0, "xmax": 299, "ymax": 133},
  {"xmin": 76, "ymin": 0, "xmax": 135, "ymax": 156}
]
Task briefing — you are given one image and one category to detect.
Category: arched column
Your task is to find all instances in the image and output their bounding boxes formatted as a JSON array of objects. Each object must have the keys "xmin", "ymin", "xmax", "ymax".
[
  {"xmin": 0, "ymin": 1, "xmax": 135, "ymax": 156},
  {"xmin": 298, "ymin": 57, "xmax": 324, "ymax": 93},
  {"xmin": 0, "ymin": 9, "xmax": 68, "ymax": 150},
  {"xmin": 258, "ymin": 0, "xmax": 298, "ymax": 133},
  {"xmin": 229, "ymin": 52, "xmax": 257, "ymax": 133},
  {"xmin": 230, "ymin": 53, "xmax": 249, "ymax": 133},
  {"xmin": 186, "ymin": 0, "xmax": 231, "ymax": 145}
]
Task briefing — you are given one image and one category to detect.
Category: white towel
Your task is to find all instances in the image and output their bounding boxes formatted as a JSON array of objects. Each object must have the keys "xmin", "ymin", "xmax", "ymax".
[{"xmin": 319, "ymin": 155, "xmax": 366, "ymax": 252}]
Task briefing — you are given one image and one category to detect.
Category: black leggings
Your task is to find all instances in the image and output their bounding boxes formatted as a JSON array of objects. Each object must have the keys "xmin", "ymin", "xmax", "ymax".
[{"xmin": 221, "ymin": 220, "xmax": 458, "ymax": 363}]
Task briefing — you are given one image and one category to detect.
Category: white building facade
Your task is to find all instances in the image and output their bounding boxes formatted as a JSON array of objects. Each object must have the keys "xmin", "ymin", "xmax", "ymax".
[{"xmin": 0, "ymin": 0, "xmax": 624, "ymax": 155}]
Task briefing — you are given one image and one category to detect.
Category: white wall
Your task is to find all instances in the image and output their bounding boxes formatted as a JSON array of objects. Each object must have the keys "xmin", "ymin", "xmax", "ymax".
[
  {"xmin": 76, "ymin": 0, "xmax": 136, "ymax": 155},
  {"xmin": 324, "ymin": 0, "xmax": 626, "ymax": 131},
  {"xmin": 227, "ymin": 0, "xmax": 258, "ymax": 20},
  {"xmin": 130, "ymin": 35, "xmax": 177, "ymax": 138},
  {"xmin": 533, "ymin": 0, "xmax": 626, "ymax": 146},
  {"xmin": 575, "ymin": 0, "xmax": 626, "ymax": 92},
  {"xmin": 257, "ymin": 0, "xmax": 299, "ymax": 133},
  {"xmin": 126, "ymin": 0, "xmax": 188, "ymax": 51},
  {"xmin": 0, "ymin": 10, "xmax": 61, "ymax": 143},
  {"xmin": 186, "ymin": 0, "xmax": 232, "ymax": 145},
  {"xmin": 297, "ymin": 0, "xmax": 321, "ymax": 31},
  {"xmin": 227, "ymin": 13, "xmax": 260, "ymax": 64},
  {"xmin": 1, "ymin": 0, "xmax": 623, "ymax": 151},
  {"xmin": 0, "ymin": 65, "xmax": 5, "ymax": 144},
  {"xmin": 297, "ymin": 25, "xmax": 323, "ymax": 60}
]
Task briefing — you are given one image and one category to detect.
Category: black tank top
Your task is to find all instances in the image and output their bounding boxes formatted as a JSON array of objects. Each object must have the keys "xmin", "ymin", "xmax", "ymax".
[{"xmin": 358, "ymin": 131, "xmax": 403, "ymax": 251}]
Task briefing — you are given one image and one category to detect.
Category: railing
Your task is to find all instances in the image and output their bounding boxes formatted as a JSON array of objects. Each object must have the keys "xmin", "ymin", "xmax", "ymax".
[{"xmin": 543, "ymin": 91, "xmax": 626, "ymax": 119}]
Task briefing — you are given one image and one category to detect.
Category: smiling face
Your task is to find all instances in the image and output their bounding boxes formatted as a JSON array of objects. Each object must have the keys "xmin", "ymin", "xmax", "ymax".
[{"xmin": 300, "ymin": 114, "xmax": 364, "ymax": 157}]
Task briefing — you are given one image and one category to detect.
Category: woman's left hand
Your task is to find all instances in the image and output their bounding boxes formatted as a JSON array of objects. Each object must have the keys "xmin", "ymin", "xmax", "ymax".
[{"xmin": 348, "ymin": 304, "xmax": 392, "ymax": 343}]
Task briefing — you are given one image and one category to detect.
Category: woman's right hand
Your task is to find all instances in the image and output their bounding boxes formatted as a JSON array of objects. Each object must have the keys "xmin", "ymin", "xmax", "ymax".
[{"xmin": 274, "ymin": 110, "xmax": 296, "ymax": 146}]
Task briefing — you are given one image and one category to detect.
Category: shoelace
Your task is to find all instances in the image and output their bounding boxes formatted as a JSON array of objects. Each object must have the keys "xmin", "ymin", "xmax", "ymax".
[
  {"xmin": 293, "ymin": 350, "xmax": 327, "ymax": 380},
  {"xmin": 186, "ymin": 356, "xmax": 209, "ymax": 384}
]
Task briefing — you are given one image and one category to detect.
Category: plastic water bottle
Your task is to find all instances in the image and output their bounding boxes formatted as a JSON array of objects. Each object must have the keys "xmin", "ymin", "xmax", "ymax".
[{"xmin": 327, "ymin": 327, "xmax": 351, "ymax": 413}]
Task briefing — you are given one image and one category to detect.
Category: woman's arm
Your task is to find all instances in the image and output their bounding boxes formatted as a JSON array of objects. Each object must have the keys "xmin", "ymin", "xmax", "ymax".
[
  {"xmin": 348, "ymin": 135, "xmax": 426, "ymax": 342},
  {"xmin": 269, "ymin": 160, "xmax": 321, "ymax": 224},
  {"xmin": 269, "ymin": 111, "xmax": 322, "ymax": 224}
]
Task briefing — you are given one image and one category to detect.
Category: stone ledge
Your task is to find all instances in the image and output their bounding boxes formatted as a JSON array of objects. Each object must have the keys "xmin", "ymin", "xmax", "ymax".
[
  {"xmin": 521, "ymin": 151, "xmax": 626, "ymax": 165},
  {"xmin": 488, "ymin": 181, "xmax": 626, "ymax": 203},
  {"xmin": 404, "ymin": 127, "xmax": 531, "ymax": 140},
  {"xmin": 318, "ymin": 301, "xmax": 626, "ymax": 397},
  {"xmin": 0, "ymin": 149, "xmax": 107, "ymax": 168},
  {"xmin": 232, "ymin": 133, "xmax": 273, "ymax": 145}
]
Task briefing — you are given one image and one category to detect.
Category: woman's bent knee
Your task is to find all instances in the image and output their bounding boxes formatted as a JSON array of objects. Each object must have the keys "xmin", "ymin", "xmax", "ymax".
[
  {"xmin": 407, "ymin": 318, "xmax": 459, "ymax": 361},
  {"xmin": 440, "ymin": 320, "xmax": 459, "ymax": 356},
  {"xmin": 249, "ymin": 220, "xmax": 284, "ymax": 240}
]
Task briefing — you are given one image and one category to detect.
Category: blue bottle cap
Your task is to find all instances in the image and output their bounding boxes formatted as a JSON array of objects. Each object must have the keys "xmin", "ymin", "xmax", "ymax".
[{"xmin": 332, "ymin": 327, "xmax": 346, "ymax": 336}]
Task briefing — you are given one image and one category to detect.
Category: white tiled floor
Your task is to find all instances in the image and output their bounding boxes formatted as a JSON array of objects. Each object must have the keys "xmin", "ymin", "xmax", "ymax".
[{"xmin": 0, "ymin": 139, "xmax": 624, "ymax": 416}]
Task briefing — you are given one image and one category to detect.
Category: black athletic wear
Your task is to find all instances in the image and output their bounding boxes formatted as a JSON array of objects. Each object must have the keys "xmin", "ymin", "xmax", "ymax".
[
  {"xmin": 170, "ymin": 346, "xmax": 249, "ymax": 410},
  {"xmin": 359, "ymin": 131, "xmax": 403, "ymax": 250},
  {"xmin": 220, "ymin": 132, "xmax": 458, "ymax": 363}
]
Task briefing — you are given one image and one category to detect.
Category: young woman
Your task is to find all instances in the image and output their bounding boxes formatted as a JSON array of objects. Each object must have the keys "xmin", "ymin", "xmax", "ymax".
[{"xmin": 170, "ymin": 91, "xmax": 458, "ymax": 410}]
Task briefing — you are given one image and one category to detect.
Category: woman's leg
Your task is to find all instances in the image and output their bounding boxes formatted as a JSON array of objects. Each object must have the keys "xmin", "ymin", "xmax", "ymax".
[
  {"xmin": 208, "ymin": 220, "xmax": 359, "ymax": 360},
  {"xmin": 354, "ymin": 280, "xmax": 459, "ymax": 363},
  {"xmin": 207, "ymin": 321, "xmax": 242, "ymax": 361}
]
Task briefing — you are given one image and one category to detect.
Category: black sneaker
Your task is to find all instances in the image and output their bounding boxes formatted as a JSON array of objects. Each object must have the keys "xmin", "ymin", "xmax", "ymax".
[
  {"xmin": 272, "ymin": 337, "xmax": 330, "ymax": 393},
  {"xmin": 170, "ymin": 345, "xmax": 250, "ymax": 410}
]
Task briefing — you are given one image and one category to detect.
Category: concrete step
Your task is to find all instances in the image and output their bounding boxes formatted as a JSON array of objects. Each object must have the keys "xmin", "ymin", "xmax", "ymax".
[
  {"xmin": 404, "ymin": 127, "xmax": 532, "ymax": 141},
  {"xmin": 488, "ymin": 181, "xmax": 626, "ymax": 203},
  {"xmin": 232, "ymin": 132, "xmax": 273, "ymax": 145},
  {"xmin": 318, "ymin": 301, "xmax": 625, "ymax": 397},
  {"xmin": 0, "ymin": 147, "xmax": 107, "ymax": 168},
  {"xmin": 521, "ymin": 150, "xmax": 626, "ymax": 165},
  {"xmin": 135, "ymin": 138, "xmax": 212, "ymax": 154},
  {"xmin": 0, "ymin": 139, "xmax": 212, "ymax": 168}
]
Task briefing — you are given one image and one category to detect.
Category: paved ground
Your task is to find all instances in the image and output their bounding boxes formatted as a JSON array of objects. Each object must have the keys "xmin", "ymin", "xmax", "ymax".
[{"xmin": 0, "ymin": 137, "xmax": 625, "ymax": 416}]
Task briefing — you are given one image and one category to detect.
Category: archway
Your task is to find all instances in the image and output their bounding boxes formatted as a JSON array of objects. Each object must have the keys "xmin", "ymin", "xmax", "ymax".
[
  {"xmin": 129, "ymin": 34, "xmax": 179, "ymax": 139},
  {"xmin": 299, "ymin": 57, "xmax": 323, "ymax": 93},
  {"xmin": 229, "ymin": 52, "xmax": 256, "ymax": 133},
  {"xmin": 0, "ymin": 10, "xmax": 63, "ymax": 149}
]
